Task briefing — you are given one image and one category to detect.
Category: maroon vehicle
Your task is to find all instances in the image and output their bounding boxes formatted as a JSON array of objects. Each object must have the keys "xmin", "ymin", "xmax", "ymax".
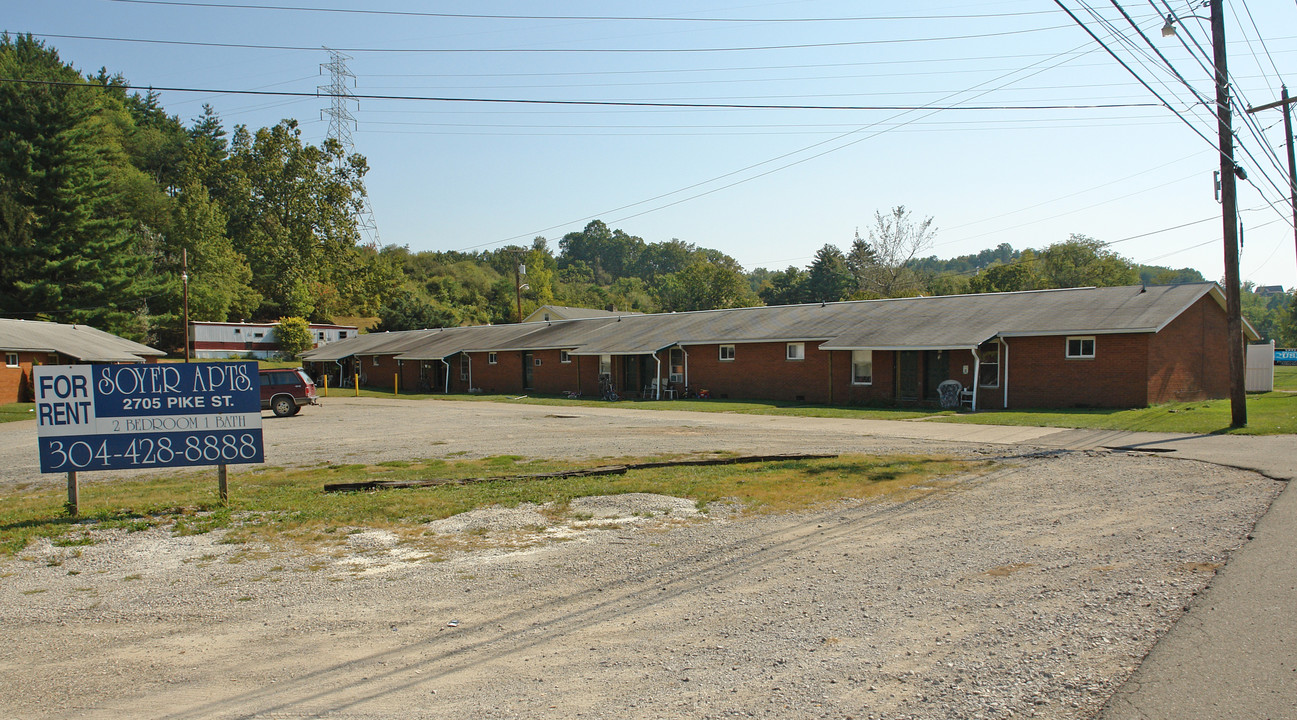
[{"xmin": 259, "ymin": 368, "xmax": 318, "ymax": 417}]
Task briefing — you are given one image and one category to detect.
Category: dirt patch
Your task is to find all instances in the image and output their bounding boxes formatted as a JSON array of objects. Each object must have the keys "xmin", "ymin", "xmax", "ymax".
[{"xmin": 0, "ymin": 452, "xmax": 1281, "ymax": 720}]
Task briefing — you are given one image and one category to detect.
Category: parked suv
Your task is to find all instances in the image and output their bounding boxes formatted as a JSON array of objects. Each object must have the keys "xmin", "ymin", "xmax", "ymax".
[{"xmin": 259, "ymin": 368, "xmax": 318, "ymax": 417}]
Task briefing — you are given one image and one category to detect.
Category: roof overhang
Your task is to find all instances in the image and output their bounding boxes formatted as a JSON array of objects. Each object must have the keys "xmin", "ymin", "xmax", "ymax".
[
  {"xmin": 817, "ymin": 343, "xmax": 983, "ymax": 352},
  {"xmin": 995, "ymin": 327, "xmax": 1160, "ymax": 339}
]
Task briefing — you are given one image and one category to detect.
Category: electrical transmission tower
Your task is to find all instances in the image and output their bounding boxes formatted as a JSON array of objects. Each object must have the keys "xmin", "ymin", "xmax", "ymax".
[{"xmin": 320, "ymin": 46, "xmax": 381, "ymax": 248}]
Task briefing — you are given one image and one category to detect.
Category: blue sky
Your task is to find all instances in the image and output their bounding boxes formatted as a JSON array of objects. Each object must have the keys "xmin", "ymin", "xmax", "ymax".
[{"xmin": 10, "ymin": 0, "xmax": 1297, "ymax": 288}]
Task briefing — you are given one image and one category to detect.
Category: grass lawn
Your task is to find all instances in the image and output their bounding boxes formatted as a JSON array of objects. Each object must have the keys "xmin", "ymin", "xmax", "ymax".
[
  {"xmin": 324, "ymin": 386, "xmax": 945, "ymax": 421},
  {"xmin": 936, "ymin": 390, "xmax": 1297, "ymax": 435},
  {"xmin": 0, "ymin": 453, "xmax": 987, "ymax": 555},
  {"xmin": 1275, "ymin": 365, "xmax": 1297, "ymax": 392},
  {"xmin": 333, "ymin": 382, "xmax": 1296, "ymax": 435},
  {"xmin": 1, "ymin": 403, "xmax": 35, "ymax": 423}
]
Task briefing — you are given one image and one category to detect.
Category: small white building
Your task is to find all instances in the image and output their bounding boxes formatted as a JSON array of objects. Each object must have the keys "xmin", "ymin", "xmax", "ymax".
[{"xmin": 190, "ymin": 321, "xmax": 359, "ymax": 359}]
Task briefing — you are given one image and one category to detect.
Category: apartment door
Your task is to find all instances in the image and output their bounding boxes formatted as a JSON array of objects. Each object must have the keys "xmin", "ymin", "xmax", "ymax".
[
  {"xmin": 522, "ymin": 351, "xmax": 534, "ymax": 390},
  {"xmin": 897, "ymin": 351, "xmax": 920, "ymax": 403},
  {"xmin": 923, "ymin": 350, "xmax": 949, "ymax": 402}
]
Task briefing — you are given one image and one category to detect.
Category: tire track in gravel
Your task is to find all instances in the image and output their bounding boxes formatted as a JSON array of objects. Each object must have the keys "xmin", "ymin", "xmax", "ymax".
[{"xmin": 81, "ymin": 465, "xmax": 1022, "ymax": 720}]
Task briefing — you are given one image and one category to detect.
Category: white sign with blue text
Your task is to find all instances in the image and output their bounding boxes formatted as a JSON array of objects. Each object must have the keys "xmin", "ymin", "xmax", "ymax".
[{"xmin": 34, "ymin": 362, "xmax": 264, "ymax": 473}]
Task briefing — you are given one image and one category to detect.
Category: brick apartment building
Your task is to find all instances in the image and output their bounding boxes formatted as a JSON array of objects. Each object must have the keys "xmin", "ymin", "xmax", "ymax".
[{"xmin": 301, "ymin": 283, "xmax": 1253, "ymax": 410}]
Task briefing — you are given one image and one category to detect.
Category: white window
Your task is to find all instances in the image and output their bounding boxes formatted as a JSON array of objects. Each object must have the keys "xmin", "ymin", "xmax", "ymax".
[
  {"xmin": 338, "ymin": 331, "xmax": 347, "ymax": 339},
  {"xmin": 371, "ymin": 356, "xmax": 380, "ymax": 366},
  {"xmin": 719, "ymin": 345, "xmax": 735, "ymax": 361},
  {"xmin": 1066, "ymin": 336, "xmax": 1096, "ymax": 359},
  {"xmin": 669, "ymin": 348, "xmax": 684, "ymax": 383},
  {"xmin": 560, "ymin": 350, "xmax": 572, "ymax": 364},
  {"xmin": 253, "ymin": 332, "xmax": 264, "ymax": 339},
  {"xmin": 599, "ymin": 354, "xmax": 612, "ymax": 378},
  {"xmin": 786, "ymin": 343, "xmax": 805, "ymax": 361},
  {"xmin": 4, "ymin": 353, "xmax": 17, "ymax": 368},
  {"xmin": 534, "ymin": 357, "xmax": 543, "ymax": 366},
  {"xmin": 851, "ymin": 350, "xmax": 873, "ymax": 385},
  {"xmin": 460, "ymin": 355, "xmax": 470, "ymax": 381},
  {"xmin": 978, "ymin": 343, "xmax": 1000, "ymax": 388},
  {"xmin": 543, "ymin": 313, "xmax": 551, "ymax": 322},
  {"xmin": 488, "ymin": 352, "xmax": 498, "ymax": 365}
]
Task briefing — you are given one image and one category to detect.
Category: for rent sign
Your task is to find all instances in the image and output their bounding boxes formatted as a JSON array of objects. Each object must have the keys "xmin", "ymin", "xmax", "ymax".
[{"xmin": 34, "ymin": 362, "xmax": 264, "ymax": 473}]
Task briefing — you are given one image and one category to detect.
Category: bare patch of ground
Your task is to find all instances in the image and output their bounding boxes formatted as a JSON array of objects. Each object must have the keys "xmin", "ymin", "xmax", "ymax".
[{"xmin": 0, "ymin": 449, "xmax": 1281, "ymax": 720}]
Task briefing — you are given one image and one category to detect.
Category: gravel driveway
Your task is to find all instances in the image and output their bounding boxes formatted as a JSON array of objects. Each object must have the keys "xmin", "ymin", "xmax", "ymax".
[{"xmin": 0, "ymin": 398, "xmax": 1283, "ymax": 719}]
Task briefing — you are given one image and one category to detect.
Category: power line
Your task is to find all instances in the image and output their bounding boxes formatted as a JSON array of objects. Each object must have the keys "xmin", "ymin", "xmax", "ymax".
[
  {"xmin": 454, "ymin": 39, "xmax": 1129, "ymax": 252},
  {"xmin": 1147, "ymin": 0, "xmax": 1295, "ymax": 218},
  {"xmin": 20, "ymin": 26, "xmax": 1079, "ymax": 54},
  {"xmin": 1232, "ymin": 0, "xmax": 1286, "ymax": 89},
  {"xmin": 106, "ymin": 0, "xmax": 1062, "ymax": 24},
  {"xmin": 0, "ymin": 78, "xmax": 1162, "ymax": 111},
  {"xmin": 1052, "ymin": 0, "xmax": 1222, "ymax": 153}
]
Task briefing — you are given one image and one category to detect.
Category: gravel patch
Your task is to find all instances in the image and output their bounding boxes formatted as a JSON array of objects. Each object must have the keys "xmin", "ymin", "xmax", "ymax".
[{"xmin": 0, "ymin": 450, "xmax": 1281, "ymax": 720}]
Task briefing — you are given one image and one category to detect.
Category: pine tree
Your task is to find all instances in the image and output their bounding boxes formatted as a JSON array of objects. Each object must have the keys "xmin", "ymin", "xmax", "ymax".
[{"xmin": 0, "ymin": 34, "xmax": 156, "ymax": 340}]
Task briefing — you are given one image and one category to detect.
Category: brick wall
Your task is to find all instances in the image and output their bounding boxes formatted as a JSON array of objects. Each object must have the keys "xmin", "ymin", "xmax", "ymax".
[
  {"xmin": 1, "ymin": 355, "xmax": 30, "ymax": 404},
  {"xmin": 1146, "ymin": 294, "xmax": 1230, "ymax": 403},
  {"xmin": 681, "ymin": 342, "xmax": 832, "ymax": 403},
  {"xmin": 359, "ymin": 354, "xmax": 401, "ymax": 390},
  {"xmin": 529, "ymin": 349, "xmax": 584, "ymax": 395},
  {"xmin": 1007, "ymin": 334, "xmax": 1150, "ymax": 408}
]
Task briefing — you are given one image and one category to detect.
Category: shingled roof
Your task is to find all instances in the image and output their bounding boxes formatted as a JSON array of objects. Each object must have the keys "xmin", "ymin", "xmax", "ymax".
[
  {"xmin": 299, "ymin": 283, "xmax": 1249, "ymax": 362},
  {"xmin": 0, "ymin": 318, "xmax": 165, "ymax": 362}
]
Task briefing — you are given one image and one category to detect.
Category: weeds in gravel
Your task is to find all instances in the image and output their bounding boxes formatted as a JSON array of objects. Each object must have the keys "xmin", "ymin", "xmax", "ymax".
[{"xmin": 0, "ymin": 453, "xmax": 991, "ymax": 555}]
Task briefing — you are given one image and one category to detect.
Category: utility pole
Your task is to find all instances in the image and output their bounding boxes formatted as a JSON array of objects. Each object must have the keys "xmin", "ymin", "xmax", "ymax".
[
  {"xmin": 182, "ymin": 248, "xmax": 190, "ymax": 363},
  {"xmin": 514, "ymin": 259, "xmax": 526, "ymax": 324},
  {"xmin": 1246, "ymin": 86, "xmax": 1297, "ymax": 278},
  {"xmin": 1207, "ymin": 0, "xmax": 1247, "ymax": 428}
]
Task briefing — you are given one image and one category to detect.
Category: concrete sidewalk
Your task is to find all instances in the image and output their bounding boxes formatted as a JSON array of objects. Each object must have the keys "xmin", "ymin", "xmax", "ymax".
[{"xmin": 1028, "ymin": 428, "xmax": 1297, "ymax": 720}]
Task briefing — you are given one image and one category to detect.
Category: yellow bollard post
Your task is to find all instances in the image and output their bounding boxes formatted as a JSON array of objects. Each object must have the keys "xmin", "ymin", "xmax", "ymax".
[
  {"xmin": 354, "ymin": 373, "xmax": 360, "ymax": 397},
  {"xmin": 394, "ymin": 373, "xmax": 399, "ymax": 397},
  {"xmin": 322, "ymin": 373, "xmax": 329, "ymax": 397}
]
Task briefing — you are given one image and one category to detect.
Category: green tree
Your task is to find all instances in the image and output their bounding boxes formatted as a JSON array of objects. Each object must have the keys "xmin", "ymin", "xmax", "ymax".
[
  {"xmin": 225, "ymin": 119, "xmax": 370, "ymax": 319},
  {"xmin": 858, "ymin": 206, "xmax": 936, "ymax": 297},
  {"xmin": 758, "ymin": 266, "xmax": 810, "ymax": 306},
  {"xmin": 1138, "ymin": 265, "xmax": 1205, "ymax": 285},
  {"xmin": 657, "ymin": 261, "xmax": 759, "ymax": 312},
  {"xmin": 1240, "ymin": 283, "xmax": 1296, "ymax": 344},
  {"xmin": 968, "ymin": 255, "xmax": 1038, "ymax": 294},
  {"xmin": 635, "ymin": 239, "xmax": 697, "ymax": 279},
  {"xmin": 373, "ymin": 287, "xmax": 460, "ymax": 332},
  {"xmin": 1037, "ymin": 234, "xmax": 1137, "ymax": 289},
  {"xmin": 1280, "ymin": 294, "xmax": 1297, "ymax": 347},
  {"xmin": 806, "ymin": 244, "xmax": 855, "ymax": 302},
  {"xmin": 275, "ymin": 316, "xmax": 312, "ymax": 358},
  {"xmin": 846, "ymin": 237, "xmax": 879, "ymax": 293},
  {"xmin": 558, "ymin": 220, "xmax": 646, "ymax": 283},
  {"xmin": 0, "ymin": 34, "xmax": 158, "ymax": 340}
]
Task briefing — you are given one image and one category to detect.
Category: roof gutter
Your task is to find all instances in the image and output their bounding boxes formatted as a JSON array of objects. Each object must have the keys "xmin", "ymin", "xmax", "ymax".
[
  {"xmin": 654, "ymin": 353, "xmax": 663, "ymax": 400},
  {"xmin": 818, "ymin": 343, "xmax": 981, "ymax": 352}
]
